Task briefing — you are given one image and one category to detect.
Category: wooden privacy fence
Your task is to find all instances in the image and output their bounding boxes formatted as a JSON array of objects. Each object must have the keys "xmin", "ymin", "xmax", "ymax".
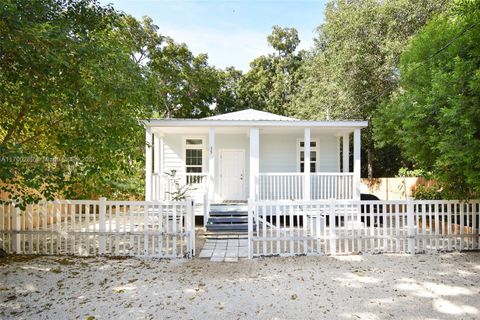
[
  {"xmin": 248, "ymin": 199, "xmax": 480, "ymax": 258},
  {"xmin": 0, "ymin": 198, "xmax": 195, "ymax": 258}
]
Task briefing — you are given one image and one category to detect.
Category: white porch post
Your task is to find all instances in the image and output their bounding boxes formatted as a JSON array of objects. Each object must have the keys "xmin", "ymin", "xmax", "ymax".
[
  {"xmin": 249, "ymin": 127, "xmax": 259, "ymax": 200},
  {"xmin": 353, "ymin": 128, "xmax": 361, "ymax": 200},
  {"xmin": 145, "ymin": 126, "xmax": 152, "ymax": 201},
  {"xmin": 342, "ymin": 133, "xmax": 349, "ymax": 173},
  {"xmin": 304, "ymin": 128, "xmax": 311, "ymax": 201},
  {"xmin": 208, "ymin": 128, "xmax": 215, "ymax": 202},
  {"xmin": 153, "ymin": 134, "xmax": 160, "ymax": 174},
  {"xmin": 153, "ymin": 133, "xmax": 160, "ymax": 201}
]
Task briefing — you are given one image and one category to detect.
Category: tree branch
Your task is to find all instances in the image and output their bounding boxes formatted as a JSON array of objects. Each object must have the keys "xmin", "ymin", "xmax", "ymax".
[{"xmin": 1, "ymin": 105, "xmax": 29, "ymax": 146}]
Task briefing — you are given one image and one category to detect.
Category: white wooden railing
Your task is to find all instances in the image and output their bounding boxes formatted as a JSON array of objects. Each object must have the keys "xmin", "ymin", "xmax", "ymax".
[
  {"xmin": 258, "ymin": 173, "xmax": 304, "ymax": 200},
  {"xmin": 0, "ymin": 198, "xmax": 195, "ymax": 258},
  {"xmin": 311, "ymin": 173, "xmax": 354, "ymax": 200},
  {"xmin": 258, "ymin": 172, "xmax": 355, "ymax": 201},
  {"xmin": 248, "ymin": 199, "xmax": 480, "ymax": 258},
  {"xmin": 152, "ymin": 173, "xmax": 207, "ymax": 201}
]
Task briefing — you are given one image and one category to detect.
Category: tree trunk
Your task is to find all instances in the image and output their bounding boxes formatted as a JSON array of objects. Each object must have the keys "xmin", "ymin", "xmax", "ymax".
[{"xmin": 367, "ymin": 144, "xmax": 374, "ymax": 179}]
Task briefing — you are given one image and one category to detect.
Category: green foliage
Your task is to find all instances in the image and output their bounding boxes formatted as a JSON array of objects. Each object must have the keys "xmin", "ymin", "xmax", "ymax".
[
  {"xmin": 0, "ymin": 0, "xmax": 152, "ymax": 205},
  {"xmin": 374, "ymin": 0, "xmax": 480, "ymax": 198},
  {"xmin": 236, "ymin": 26, "xmax": 305, "ymax": 115},
  {"xmin": 412, "ymin": 184, "xmax": 444, "ymax": 200},
  {"xmin": 291, "ymin": 0, "xmax": 447, "ymax": 177},
  {"xmin": 396, "ymin": 167, "xmax": 432, "ymax": 179}
]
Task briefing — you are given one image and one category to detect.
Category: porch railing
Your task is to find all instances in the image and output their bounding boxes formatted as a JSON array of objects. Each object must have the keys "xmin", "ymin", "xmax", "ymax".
[
  {"xmin": 152, "ymin": 173, "xmax": 207, "ymax": 201},
  {"xmin": 311, "ymin": 173, "xmax": 354, "ymax": 200},
  {"xmin": 258, "ymin": 172, "xmax": 355, "ymax": 201},
  {"xmin": 258, "ymin": 173, "xmax": 304, "ymax": 200}
]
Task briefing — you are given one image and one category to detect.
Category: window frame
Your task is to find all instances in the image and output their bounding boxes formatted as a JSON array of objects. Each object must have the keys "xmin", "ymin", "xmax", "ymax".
[
  {"xmin": 296, "ymin": 138, "xmax": 320, "ymax": 173},
  {"xmin": 183, "ymin": 136, "xmax": 206, "ymax": 177}
]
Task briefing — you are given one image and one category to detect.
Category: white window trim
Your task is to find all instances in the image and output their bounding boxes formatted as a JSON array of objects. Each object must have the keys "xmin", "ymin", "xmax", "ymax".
[
  {"xmin": 182, "ymin": 136, "xmax": 206, "ymax": 175},
  {"xmin": 296, "ymin": 138, "xmax": 320, "ymax": 173}
]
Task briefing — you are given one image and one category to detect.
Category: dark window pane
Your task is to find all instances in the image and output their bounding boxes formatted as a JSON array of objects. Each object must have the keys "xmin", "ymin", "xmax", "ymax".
[
  {"xmin": 300, "ymin": 151, "xmax": 304, "ymax": 161},
  {"xmin": 300, "ymin": 163, "xmax": 304, "ymax": 173},
  {"xmin": 186, "ymin": 139, "xmax": 203, "ymax": 145},
  {"xmin": 311, "ymin": 151, "xmax": 316, "ymax": 161},
  {"xmin": 186, "ymin": 167, "xmax": 202, "ymax": 173},
  {"xmin": 186, "ymin": 149, "xmax": 202, "ymax": 166},
  {"xmin": 310, "ymin": 162, "xmax": 316, "ymax": 173}
]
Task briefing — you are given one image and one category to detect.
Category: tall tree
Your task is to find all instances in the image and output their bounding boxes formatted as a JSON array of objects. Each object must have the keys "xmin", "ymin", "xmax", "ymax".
[
  {"xmin": 291, "ymin": 0, "xmax": 448, "ymax": 177},
  {"xmin": 374, "ymin": 0, "xmax": 480, "ymax": 197},
  {"xmin": 239, "ymin": 26, "xmax": 305, "ymax": 115},
  {"xmin": 0, "ymin": 0, "xmax": 152, "ymax": 205}
]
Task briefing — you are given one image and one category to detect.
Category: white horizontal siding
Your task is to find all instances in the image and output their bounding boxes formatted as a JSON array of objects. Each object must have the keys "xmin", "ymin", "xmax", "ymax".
[
  {"xmin": 163, "ymin": 135, "xmax": 183, "ymax": 174},
  {"xmin": 318, "ymin": 135, "xmax": 339, "ymax": 172},
  {"xmin": 260, "ymin": 134, "xmax": 339, "ymax": 173}
]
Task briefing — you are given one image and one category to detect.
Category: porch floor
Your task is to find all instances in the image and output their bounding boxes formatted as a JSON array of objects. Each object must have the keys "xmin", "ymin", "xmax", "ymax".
[{"xmin": 198, "ymin": 237, "xmax": 249, "ymax": 262}]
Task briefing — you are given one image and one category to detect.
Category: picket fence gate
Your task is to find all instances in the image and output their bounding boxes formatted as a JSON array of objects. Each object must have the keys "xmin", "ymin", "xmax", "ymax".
[
  {"xmin": 0, "ymin": 198, "xmax": 195, "ymax": 258},
  {"xmin": 248, "ymin": 199, "xmax": 480, "ymax": 258}
]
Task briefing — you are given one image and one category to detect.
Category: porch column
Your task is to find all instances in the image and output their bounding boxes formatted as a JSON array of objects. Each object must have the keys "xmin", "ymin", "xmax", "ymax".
[
  {"xmin": 249, "ymin": 127, "xmax": 259, "ymax": 200},
  {"xmin": 353, "ymin": 128, "xmax": 361, "ymax": 200},
  {"xmin": 208, "ymin": 128, "xmax": 215, "ymax": 202},
  {"xmin": 145, "ymin": 126, "xmax": 152, "ymax": 201},
  {"xmin": 153, "ymin": 133, "xmax": 160, "ymax": 201},
  {"xmin": 342, "ymin": 133, "xmax": 349, "ymax": 173},
  {"xmin": 304, "ymin": 128, "xmax": 311, "ymax": 201}
]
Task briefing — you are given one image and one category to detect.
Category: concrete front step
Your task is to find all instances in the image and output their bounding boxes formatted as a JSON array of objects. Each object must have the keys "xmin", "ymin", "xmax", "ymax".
[{"xmin": 202, "ymin": 232, "xmax": 249, "ymax": 239}]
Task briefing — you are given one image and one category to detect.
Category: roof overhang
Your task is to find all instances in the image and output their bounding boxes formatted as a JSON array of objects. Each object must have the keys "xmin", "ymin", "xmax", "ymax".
[{"xmin": 143, "ymin": 119, "xmax": 368, "ymax": 129}]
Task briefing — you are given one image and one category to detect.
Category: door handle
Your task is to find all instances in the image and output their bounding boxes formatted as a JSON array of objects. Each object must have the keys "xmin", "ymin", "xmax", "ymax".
[{"xmin": 240, "ymin": 173, "xmax": 243, "ymax": 180}]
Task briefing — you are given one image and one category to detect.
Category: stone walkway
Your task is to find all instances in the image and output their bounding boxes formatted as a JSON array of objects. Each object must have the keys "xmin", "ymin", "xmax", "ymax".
[{"xmin": 199, "ymin": 237, "xmax": 249, "ymax": 262}]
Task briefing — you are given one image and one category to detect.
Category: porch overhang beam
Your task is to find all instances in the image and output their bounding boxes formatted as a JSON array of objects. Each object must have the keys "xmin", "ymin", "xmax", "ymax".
[{"xmin": 143, "ymin": 119, "xmax": 368, "ymax": 129}]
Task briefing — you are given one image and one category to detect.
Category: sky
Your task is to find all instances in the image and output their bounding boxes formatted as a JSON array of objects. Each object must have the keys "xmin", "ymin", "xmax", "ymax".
[{"xmin": 100, "ymin": 0, "xmax": 327, "ymax": 72}]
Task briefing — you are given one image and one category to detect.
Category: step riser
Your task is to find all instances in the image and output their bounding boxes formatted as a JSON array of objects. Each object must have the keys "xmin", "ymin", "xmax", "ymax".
[
  {"xmin": 206, "ymin": 225, "xmax": 249, "ymax": 232},
  {"xmin": 208, "ymin": 218, "xmax": 248, "ymax": 224},
  {"xmin": 209, "ymin": 205, "xmax": 248, "ymax": 212},
  {"xmin": 207, "ymin": 204, "xmax": 250, "ymax": 233}
]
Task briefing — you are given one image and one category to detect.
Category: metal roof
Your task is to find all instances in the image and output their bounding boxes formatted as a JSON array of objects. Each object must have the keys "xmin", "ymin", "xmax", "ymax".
[
  {"xmin": 144, "ymin": 109, "xmax": 368, "ymax": 129},
  {"xmin": 203, "ymin": 109, "xmax": 298, "ymax": 121}
]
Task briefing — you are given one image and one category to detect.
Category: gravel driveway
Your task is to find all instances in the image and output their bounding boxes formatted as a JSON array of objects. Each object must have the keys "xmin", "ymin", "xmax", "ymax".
[{"xmin": 1, "ymin": 252, "xmax": 479, "ymax": 319}]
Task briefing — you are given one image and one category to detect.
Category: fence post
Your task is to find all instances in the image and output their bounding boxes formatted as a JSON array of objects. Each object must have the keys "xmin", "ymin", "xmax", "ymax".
[
  {"xmin": 248, "ymin": 198, "xmax": 253, "ymax": 259},
  {"xmin": 99, "ymin": 197, "xmax": 106, "ymax": 255},
  {"xmin": 203, "ymin": 192, "xmax": 209, "ymax": 227},
  {"xmin": 12, "ymin": 206, "xmax": 21, "ymax": 253},
  {"xmin": 186, "ymin": 199, "xmax": 195, "ymax": 258},
  {"xmin": 407, "ymin": 199, "xmax": 415, "ymax": 254},
  {"xmin": 329, "ymin": 199, "xmax": 336, "ymax": 256}
]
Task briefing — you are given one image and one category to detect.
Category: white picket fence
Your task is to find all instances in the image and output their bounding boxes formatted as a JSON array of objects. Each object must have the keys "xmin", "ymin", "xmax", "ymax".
[
  {"xmin": 0, "ymin": 198, "xmax": 195, "ymax": 258},
  {"xmin": 248, "ymin": 199, "xmax": 480, "ymax": 258}
]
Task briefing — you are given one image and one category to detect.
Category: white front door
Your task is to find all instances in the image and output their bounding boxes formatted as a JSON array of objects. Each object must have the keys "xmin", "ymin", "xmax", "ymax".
[{"xmin": 219, "ymin": 149, "xmax": 245, "ymax": 200}]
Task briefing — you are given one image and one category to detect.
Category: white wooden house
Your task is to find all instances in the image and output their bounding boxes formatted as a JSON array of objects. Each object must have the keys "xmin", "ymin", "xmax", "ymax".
[{"xmin": 144, "ymin": 109, "xmax": 367, "ymax": 217}]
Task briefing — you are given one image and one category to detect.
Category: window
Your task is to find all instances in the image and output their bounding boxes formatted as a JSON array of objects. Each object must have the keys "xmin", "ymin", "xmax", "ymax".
[
  {"xmin": 298, "ymin": 140, "xmax": 319, "ymax": 173},
  {"xmin": 184, "ymin": 138, "xmax": 205, "ymax": 184}
]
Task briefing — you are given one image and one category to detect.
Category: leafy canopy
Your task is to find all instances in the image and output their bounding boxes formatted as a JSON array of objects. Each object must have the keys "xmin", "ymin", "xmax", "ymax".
[{"xmin": 374, "ymin": 0, "xmax": 480, "ymax": 197}]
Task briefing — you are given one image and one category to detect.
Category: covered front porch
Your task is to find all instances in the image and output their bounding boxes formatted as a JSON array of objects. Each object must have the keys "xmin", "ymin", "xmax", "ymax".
[{"xmin": 144, "ymin": 111, "xmax": 367, "ymax": 216}]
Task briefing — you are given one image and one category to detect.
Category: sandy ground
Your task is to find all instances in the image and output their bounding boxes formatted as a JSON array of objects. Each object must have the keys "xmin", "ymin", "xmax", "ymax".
[{"xmin": 1, "ymin": 252, "xmax": 479, "ymax": 320}]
